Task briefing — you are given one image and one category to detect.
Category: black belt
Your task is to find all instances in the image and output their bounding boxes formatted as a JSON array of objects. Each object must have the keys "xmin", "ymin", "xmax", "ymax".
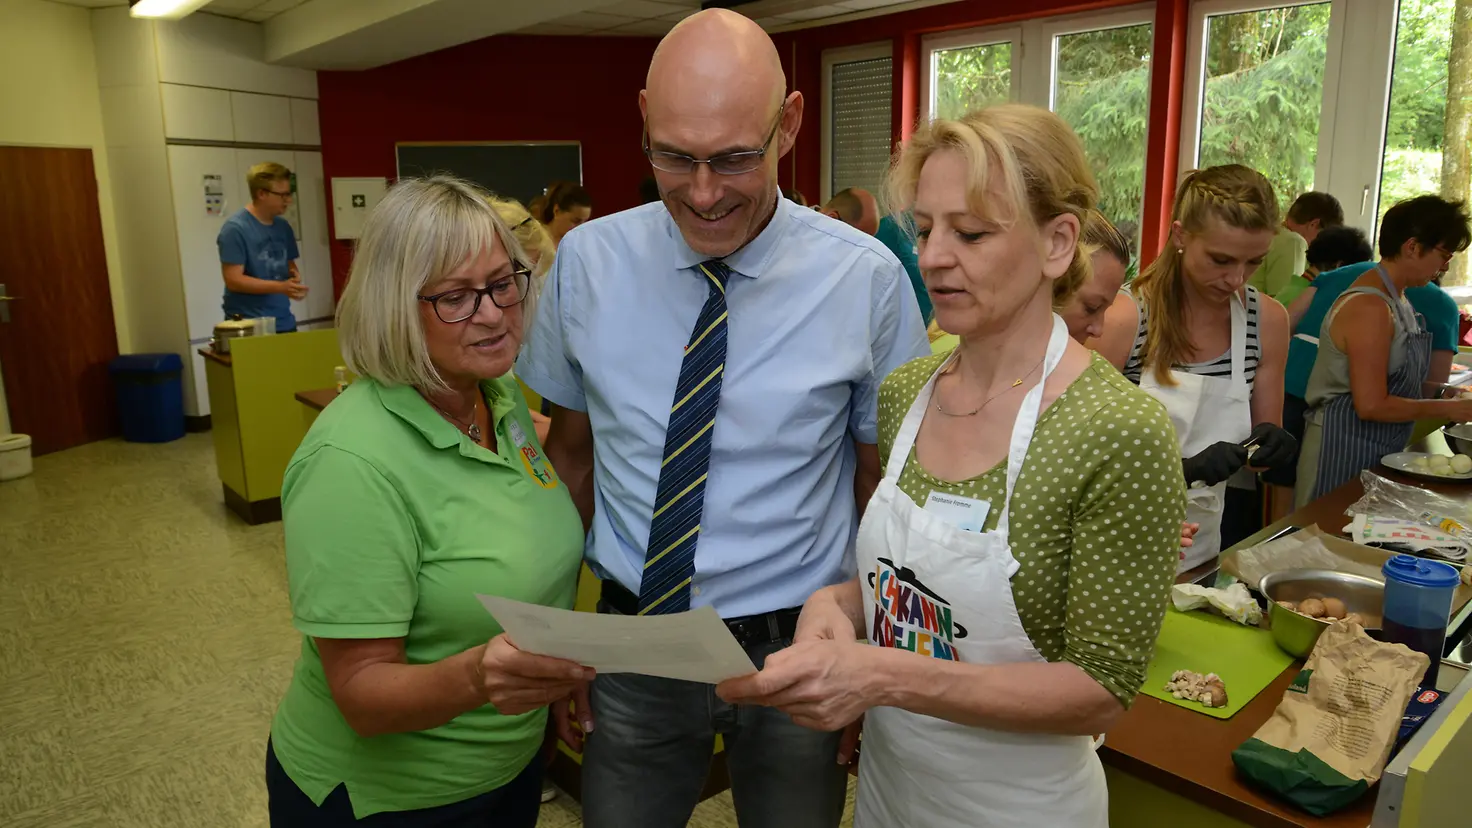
[{"xmin": 600, "ymin": 580, "xmax": 801, "ymax": 649}]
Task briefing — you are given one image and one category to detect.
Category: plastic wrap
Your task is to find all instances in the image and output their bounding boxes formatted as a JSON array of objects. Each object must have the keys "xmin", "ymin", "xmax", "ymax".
[{"xmin": 1345, "ymin": 470, "xmax": 1472, "ymax": 542}]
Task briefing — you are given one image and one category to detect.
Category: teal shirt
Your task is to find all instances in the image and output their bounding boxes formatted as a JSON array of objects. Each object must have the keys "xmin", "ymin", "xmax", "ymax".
[
  {"xmin": 878, "ymin": 215, "xmax": 931, "ymax": 323},
  {"xmin": 1285, "ymin": 262, "xmax": 1461, "ymax": 399},
  {"xmin": 270, "ymin": 376, "xmax": 584, "ymax": 818}
]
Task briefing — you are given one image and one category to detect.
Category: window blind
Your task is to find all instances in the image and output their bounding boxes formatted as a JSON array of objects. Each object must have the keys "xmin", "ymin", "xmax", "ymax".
[{"xmin": 830, "ymin": 56, "xmax": 894, "ymax": 200}]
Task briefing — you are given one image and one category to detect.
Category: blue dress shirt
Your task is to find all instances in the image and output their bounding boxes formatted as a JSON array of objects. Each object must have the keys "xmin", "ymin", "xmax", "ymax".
[{"xmin": 518, "ymin": 196, "xmax": 929, "ymax": 617}]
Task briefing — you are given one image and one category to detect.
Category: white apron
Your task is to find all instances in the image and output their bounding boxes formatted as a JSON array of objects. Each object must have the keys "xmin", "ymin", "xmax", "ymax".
[
  {"xmin": 1139, "ymin": 293, "xmax": 1253, "ymax": 573},
  {"xmin": 855, "ymin": 315, "xmax": 1107, "ymax": 828}
]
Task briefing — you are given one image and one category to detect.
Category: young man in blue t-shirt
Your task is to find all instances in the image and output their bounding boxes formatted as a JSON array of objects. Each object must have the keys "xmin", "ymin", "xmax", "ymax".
[{"xmin": 219, "ymin": 162, "xmax": 306, "ymax": 332}]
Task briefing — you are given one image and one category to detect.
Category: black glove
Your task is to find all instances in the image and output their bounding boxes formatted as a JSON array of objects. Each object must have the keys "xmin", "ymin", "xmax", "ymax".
[
  {"xmin": 1244, "ymin": 422, "xmax": 1298, "ymax": 472},
  {"xmin": 1183, "ymin": 442, "xmax": 1249, "ymax": 487}
]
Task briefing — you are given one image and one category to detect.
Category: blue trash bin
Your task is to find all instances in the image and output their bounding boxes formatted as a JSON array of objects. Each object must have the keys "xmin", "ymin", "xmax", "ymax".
[{"xmin": 109, "ymin": 353, "xmax": 186, "ymax": 443}]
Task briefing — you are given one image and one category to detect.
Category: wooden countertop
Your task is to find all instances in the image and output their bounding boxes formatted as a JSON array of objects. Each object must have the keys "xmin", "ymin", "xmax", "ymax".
[
  {"xmin": 197, "ymin": 347, "xmax": 232, "ymax": 367},
  {"xmin": 295, "ymin": 387, "xmax": 340, "ymax": 412},
  {"xmin": 1105, "ymin": 454, "xmax": 1472, "ymax": 827}
]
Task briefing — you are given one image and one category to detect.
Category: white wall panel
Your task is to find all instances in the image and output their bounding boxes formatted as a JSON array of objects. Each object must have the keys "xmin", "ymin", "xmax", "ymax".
[
  {"xmin": 161, "ymin": 83, "xmax": 234, "ymax": 141},
  {"xmin": 155, "ymin": 12, "xmax": 317, "ymax": 99},
  {"xmin": 290, "ymin": 98, "xmax": 321, "ymax": 146},
  {"xmin": 290, "ymin": 151, "xmax": 333, "ymax": 323},
  {"xmin": 169, "ymin": 144, "xmax": 242, "ymax": 344},
  {"xmin": 230, "ymin": 91, "xmax": 293, "ymax": 145}
]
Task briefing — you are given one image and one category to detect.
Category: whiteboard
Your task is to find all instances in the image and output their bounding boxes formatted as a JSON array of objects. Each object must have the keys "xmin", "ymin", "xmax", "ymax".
[{"xmin": 395, "ymin": 142, "xmax": 582, "ymax": 208}]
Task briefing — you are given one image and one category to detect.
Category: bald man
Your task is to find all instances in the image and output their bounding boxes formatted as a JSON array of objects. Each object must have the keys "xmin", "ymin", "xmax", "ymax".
[
  {"xmin": 822, "ymin": 189, "xmax": 932, "ymax": 323},
  {"xmin": 518, "ymin": 9, "xmax": 927, "ymax": 828},
  {"xmin": 820, "ymin": 187, "xmax": 880, "ymax": 236}
]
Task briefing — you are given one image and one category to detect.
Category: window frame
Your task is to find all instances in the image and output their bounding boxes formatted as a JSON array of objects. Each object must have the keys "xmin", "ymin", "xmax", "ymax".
[
  {"xmin": 1177, "ymin": 0, "xmax": 1398, "ymax": 235},
  {"xmin": 920, "ymin": 24, "xmax": 1025, "ymax": 123},
  {"xmin": 821, "ymin": 40, "xmax": 894, "ymax": 205}
]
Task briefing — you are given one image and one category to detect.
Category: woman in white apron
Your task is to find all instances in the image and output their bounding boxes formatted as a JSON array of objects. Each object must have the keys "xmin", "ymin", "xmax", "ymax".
[
  {"xmin": 1096, "ymin": 165, "xmax": 1297, "ymax": 573},
  {"xmin": 718, "ymin": 105, "xmax": 1186, "ymax": 827},
  {"xmin": 1295, "ymin": 197, "xmax": 1472, "ymax": 505}
]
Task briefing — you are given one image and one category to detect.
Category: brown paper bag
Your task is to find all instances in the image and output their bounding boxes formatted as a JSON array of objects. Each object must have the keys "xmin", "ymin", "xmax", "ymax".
[{"xmin": 1231, "ymin": 622, "xmax": 1429, "ymax": 815}]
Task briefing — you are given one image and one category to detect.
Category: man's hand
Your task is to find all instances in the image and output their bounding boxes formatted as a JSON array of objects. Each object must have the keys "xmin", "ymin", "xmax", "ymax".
[{"xmin": 284, "ymin": 276, "xmax": 309, "ymax": 301}]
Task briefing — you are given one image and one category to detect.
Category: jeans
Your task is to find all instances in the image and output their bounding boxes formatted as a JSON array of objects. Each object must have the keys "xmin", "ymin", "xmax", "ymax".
[
  {"xmin": 580, "ymin": 611, "xmax": 847, "ymax": 828},
  {"xmin": 265, "ymin": 739, "xmax": 542, "ymax": 828}
]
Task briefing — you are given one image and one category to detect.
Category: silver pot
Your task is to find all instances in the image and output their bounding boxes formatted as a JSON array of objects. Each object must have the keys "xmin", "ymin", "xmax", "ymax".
[
  {"xmin": 1442, "ymin": 423, "xmax": 1472, "ymax": 457},
  {"xmin": 212, "ymin": 318, "xmax": 257, "ymax": 354},
  {"xmin": 1259, "ymin": 569, "xmax": 1385, "ymax": 658}
]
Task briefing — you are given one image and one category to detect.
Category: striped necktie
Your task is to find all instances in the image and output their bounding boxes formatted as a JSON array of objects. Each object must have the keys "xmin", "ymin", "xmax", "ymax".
[{"xmin": 638, "ymin": 261, "xmax": 730, "ymax": 615}]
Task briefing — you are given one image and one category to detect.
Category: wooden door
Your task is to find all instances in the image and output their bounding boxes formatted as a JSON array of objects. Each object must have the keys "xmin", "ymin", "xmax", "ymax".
[{"xmin": 0, "ymin": 146, "xmax": 119, "ymax": 455}]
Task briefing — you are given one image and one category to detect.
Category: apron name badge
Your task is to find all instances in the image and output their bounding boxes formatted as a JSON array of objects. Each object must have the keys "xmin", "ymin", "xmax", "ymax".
[
  {"xmin": 922, "ymin": 491, "xmax": 990, "ymax": 533},
  {"xmin": 506, "ymin": 419, "xmax": 558, "ymax": 489}
]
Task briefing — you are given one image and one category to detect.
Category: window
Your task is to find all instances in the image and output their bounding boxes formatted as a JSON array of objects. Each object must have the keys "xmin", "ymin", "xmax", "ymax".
[
  {"xmin": 932, "ymin": 41, "xmax": 1014, "ymax": 121},
  {"xmin": 921, "ymin": 9, "xmax": 1155, "ymax": 238},
  {"xmin": 1377, "ymin": 0, "xmax": 1461, "ymax": 239},
  {"xmin": 1193, "ymin": 3, "xmax": 1333, "ymax": 212},
  {"xmin": 1053, "ymin": 20, "xmax": 1155, "ymax": 237},
  {"xmin": 822, "ymin": 43, "xmax": 893, "ymax": 204}
]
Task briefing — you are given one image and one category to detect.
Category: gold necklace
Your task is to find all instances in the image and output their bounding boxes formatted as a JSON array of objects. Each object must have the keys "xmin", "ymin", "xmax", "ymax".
[
  {"xmin": 425, "ymin": 395, "xmax": 482, "ymax": 441},
  {"xmin": 933, "ymin": 354, "xmax": 1046, "ymax": 417}
]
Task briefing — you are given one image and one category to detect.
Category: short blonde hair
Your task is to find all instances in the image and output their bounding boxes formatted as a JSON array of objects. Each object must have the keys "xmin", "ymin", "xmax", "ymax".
[
  {"xmin": 886, "ymin": 104, "xmax": 1099, "ymax": 308},
  {"xmin": 489, "ymin": 197, "xmax": 556, "ymax": 282},
  {"xmin": 336, "ymin": 176, "xmax": 531, "ymax": 391},
  {"xmin": 246, "ymin": 162, "xmax": 291, "ymax": 200}
]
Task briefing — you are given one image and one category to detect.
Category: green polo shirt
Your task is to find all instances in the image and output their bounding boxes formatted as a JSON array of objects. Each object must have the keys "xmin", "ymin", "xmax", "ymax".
[
  {"xmin": 269, "ymin": 375, "xmax": 584, "ymax": 818},
  {"xmin": 1248, "ymin": 227, "xmax": 1307, "ymax": 297}
]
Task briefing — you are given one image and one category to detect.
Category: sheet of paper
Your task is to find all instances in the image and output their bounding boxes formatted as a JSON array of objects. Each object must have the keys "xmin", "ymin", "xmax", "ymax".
[{"xmin": 477, "ymin": 595, "xmax": 758, "ymax": 684}]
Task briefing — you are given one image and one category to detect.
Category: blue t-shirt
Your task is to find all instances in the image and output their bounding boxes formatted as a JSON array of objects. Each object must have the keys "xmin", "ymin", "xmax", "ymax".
[
  {"xmin": 1285, "ymin": 262, "xmax": 1461, "ymax": 398},
  {"xmin": 876, "ymin": 215, "xmax": 931, "ymax": 324},
  {"xmin": 218, "ymin": 208, "xmax": 300, "ymax": 331}
]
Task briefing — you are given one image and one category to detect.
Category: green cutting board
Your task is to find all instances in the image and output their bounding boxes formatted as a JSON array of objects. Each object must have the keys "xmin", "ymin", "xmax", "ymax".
[{"xmin": 1140, "ymin": 607, "xmax": 1294, "ymax": 719}]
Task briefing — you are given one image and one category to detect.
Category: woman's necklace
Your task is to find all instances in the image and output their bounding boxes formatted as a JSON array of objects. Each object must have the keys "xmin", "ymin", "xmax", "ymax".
[
  {"xmin": 934, "ymin": 354, "xmax": 1047, "ymax": 417},
  {"xmin": 426, "ymin": 395, "xmax": 482, "ymax": 441}
]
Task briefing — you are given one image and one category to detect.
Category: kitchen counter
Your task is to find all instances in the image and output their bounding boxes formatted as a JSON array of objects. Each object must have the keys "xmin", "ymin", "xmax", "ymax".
[
  {"xmin": 1106, "ymin": 453, "xmax": 1472, "ymax": 828},
  {"xmin": 198, "ymin": 330, "xmax": 343, "ymax": 524},
  {"xmin": 294, "ymin": 387, "xmax": 339, "ymax": 413}
]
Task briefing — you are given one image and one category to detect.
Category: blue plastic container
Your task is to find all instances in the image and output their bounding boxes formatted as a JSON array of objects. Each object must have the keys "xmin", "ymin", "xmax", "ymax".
[
  {"xmin": 1381, "ymin": 555, "xmax": 1459, "ymax": 688},
  {"xmin": 109, "ymin": 353, "xmax": 185, "ymax": 443}
]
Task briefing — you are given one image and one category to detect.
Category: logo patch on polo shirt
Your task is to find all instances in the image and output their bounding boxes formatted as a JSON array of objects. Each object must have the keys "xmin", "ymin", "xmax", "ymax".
[{"xmin": 507, "ymin": 419, "xmax": 557, "ymax": 489}]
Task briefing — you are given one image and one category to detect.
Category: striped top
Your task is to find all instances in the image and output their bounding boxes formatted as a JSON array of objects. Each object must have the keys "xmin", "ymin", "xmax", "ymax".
[{"xmin": 1123, "ymin": 286, "xmax": 1261, "ymax": 388}]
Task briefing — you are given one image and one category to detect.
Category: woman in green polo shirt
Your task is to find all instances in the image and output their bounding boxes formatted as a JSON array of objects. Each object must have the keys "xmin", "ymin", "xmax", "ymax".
[{"xmin": 265, "ymin": 177, "xmax": 589, "ymax": 827}]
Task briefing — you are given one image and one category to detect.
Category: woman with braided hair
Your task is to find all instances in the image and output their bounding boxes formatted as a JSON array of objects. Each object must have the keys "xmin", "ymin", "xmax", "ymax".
[{"xmin": 1096, "ymin": 165, "xmax": 1296, "ymax": 573}]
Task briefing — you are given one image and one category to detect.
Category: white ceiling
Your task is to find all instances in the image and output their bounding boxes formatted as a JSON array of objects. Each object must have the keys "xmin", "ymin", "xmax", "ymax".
[
  {"xmin": 45, "ymin": 0, "xmax": 309, "ymax": 23},
  {"xmin": 519, "ymin": 0, "xmax": 922, "ymax": 36},
  {"xmin": 50, "ymin": 0, "xmax": 935, "ymax": 69}
]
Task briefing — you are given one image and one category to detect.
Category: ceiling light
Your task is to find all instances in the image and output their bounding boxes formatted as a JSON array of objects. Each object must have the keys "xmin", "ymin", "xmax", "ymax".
[{"xmin": 129, "ymin": 0, "xmax": 215, "ymax": 20}]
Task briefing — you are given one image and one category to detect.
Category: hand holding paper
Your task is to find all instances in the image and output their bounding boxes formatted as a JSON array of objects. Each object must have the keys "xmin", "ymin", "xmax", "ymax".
[
  {"xmin": 475, "ymin": 634, "xmax": 594, "ymax": 716},
  {"xmin": 477, "ymin": 595, "xmax": 757, "ymax": 684}
]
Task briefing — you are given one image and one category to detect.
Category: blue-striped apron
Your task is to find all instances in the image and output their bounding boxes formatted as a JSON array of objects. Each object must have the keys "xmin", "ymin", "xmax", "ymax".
[{"xmin": 1309, "ymin": 268, "xmax": 1432, "ymax": 500}]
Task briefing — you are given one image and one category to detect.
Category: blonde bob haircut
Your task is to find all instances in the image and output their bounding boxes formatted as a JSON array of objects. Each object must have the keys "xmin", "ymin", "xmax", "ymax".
[
  {"xmin": 886, "ymin": 103, "xmax": 1099, "ymax": 310},
  {"xmin": 1131, "ymin": 164, "xmax": 1278, "ymax": 386},
  {"xmin": 337, "ymin": 176, "xmax": 533, "ymax": 391}
]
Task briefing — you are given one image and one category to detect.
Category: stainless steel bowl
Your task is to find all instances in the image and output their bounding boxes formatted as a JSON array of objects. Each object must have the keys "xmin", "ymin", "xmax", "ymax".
[
  {"xmin": 1259, "ymin": 569, "xmax": 1385, "ymax": 658},
  {"xmin": 1442, "ymin": 423, "xmax": 1472, "ymax": 457}
]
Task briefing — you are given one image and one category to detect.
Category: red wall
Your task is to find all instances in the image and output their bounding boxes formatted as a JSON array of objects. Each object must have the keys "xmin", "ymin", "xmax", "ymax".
[
  {"xmin": 320, "ymin": 0, "xmax": 1191, "ymax": 291},
  {"xmin": 318, "ymin": 35, "xmax": 658, "ymax": 294}
]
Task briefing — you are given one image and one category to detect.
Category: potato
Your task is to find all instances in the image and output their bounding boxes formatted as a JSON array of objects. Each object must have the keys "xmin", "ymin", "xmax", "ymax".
[
  {"xmin": 1452, "ymin": 455, "xmax": 1472, "ymax": 474},
  {"xmin": 1298, "ymin": 597, "xmax": 1327, "ymax": 618},
  {"xmin": 1320, "ymin": 597, "xmax": 1346, "ymax": 619},
  {"xmin": 1276, "ymin": 600, "xmax": 1297, "ymax": 612}
]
